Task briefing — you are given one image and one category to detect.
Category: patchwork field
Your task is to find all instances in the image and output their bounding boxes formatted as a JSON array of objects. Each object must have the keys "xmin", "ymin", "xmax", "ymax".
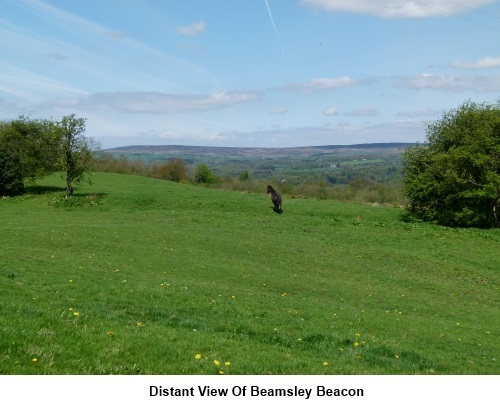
[{"xmin": 1, "ymin": 173, "xmax": 498, "ymax": 374}]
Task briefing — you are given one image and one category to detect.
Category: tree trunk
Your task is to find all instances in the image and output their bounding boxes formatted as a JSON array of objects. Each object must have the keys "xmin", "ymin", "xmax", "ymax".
[{"xmin": 66, "ymin": 176, "xmax": 73, "ymax": 199}]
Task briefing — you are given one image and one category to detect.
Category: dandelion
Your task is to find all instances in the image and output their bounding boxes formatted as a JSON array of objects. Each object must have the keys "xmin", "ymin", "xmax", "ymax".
[
  {"xmin": 353, "ymin": 341, "xmax": 359, "ymax": 347},
  {"xmin": 107, "ymin": 331, "xmax": 114, "ymax": 338},
  {"xmin": 323, "ymin": 361, "xmax": 329, "ymax": 366},
  {"xmin": 136, "ymin": 321, "xmax": 143, "ymax": 327},
  {"xmin": 218, "ymin": 370, "xmax": 224, "ymax": 375},
  {"xmin": 195, "ymin": 354, "xmax": 202, "ymax": 360},
  {"xmin": 73, "ymin": 312, "xmax": 79, "ymax": 317},
  {"xmin": 225, "ymin": 361, "xmax": 231, "ymax": 366},
  {"xmin": 69, "ymin": 308, "xmax": 73, "ymax": 311},
  {"xmin": 32, "ymin": 358, "xmax": 38, "ymax": 362},
  {"xmin": 213, "ymin": 360, "xmax": 220, "ymax": 367}
]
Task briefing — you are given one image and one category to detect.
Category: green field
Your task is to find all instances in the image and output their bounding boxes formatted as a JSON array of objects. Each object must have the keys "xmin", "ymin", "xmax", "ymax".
[{"xmin": 1, "ymin": 173, "xmax": 498, "ymax": 375}]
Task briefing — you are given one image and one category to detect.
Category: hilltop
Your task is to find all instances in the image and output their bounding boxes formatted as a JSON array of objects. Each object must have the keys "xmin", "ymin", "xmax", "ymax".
[{"xmin": 104, "ymin": 142, "xmax": 414, "ymax": 157}]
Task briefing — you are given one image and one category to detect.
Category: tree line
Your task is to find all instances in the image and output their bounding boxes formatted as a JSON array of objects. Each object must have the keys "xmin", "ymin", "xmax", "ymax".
[
  {"xmin": 2, "ymin": 100, "xmax": 499, "ymax": 228},
  {"xmin": 0, "ymin": 114, "xmax": 97, "ymax": 198}
]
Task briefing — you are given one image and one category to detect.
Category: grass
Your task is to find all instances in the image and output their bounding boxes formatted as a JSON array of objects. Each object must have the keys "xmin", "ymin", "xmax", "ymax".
[{"xmin": 0, "ymin": 173, "xmax": 498, "ymax": 375}]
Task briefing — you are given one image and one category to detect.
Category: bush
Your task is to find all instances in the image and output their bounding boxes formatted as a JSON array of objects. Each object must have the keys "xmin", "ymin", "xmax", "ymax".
[
  {"xmin": 151, "ymin": 159, "xmax": 187, "ymax": 182},
  {"xmin": 402, "ymin": 100, "xmax": 500, "ymax": 228},
  {"xmin": 194, "ymin": 164, "xmax": 216, "ymax": 184}
]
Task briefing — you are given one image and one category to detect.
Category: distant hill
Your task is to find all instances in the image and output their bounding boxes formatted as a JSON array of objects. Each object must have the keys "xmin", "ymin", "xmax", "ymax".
[{"xmin": 104, "ymin": 143, "xmax": 415, "ymax": 157}]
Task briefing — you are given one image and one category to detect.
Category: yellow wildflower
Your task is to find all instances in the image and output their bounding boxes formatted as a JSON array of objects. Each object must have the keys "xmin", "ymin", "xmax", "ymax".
[
  {"xmin": 213, "ymin": 360, "xmax": 220, "ymax": 367},
  {"xmin": 195, "ymin": 354, "xmax": 202, "ymax": 360}
]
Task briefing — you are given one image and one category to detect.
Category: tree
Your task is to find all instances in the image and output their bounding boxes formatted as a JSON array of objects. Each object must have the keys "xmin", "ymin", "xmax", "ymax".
[
  {"xmin": 56, "ymin": 115, "xmax": 99, "ymax": 198},
  {"xmin": 0, "ymin": 116, "xmax": 60, "ymax": 195},
  {"xmin": 239, "ymin": 171, "xmax": 251, "ymax": 181},
  {"xmin": 151, "ymin": 159, "xmax": 188, "ymax": 182},
  {"xmin": 194, "ymin": 163, "xmax": 215, "ymax": 184},
  {"xmin": 402, "ymin": 100, "xmax": 500, "ymax": 228}
]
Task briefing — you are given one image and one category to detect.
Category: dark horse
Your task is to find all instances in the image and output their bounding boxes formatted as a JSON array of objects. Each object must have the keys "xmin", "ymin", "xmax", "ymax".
[{"xmin": 267, "ymin": 185, "xmax": 283, "ymax": 214}]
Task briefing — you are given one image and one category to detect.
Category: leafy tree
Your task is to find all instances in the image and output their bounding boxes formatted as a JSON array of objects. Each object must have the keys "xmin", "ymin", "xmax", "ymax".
[
  {"xmin": 403, "ymin": 100, "xmax": 500, "ymax": 228},
  {"xmin": 55, "ymin": 115, "xmax": 99, "ymax": 198},
  {"xmin": 151, "ymin": 159, "xmax": 187, "ymax": 182},
  {"xmin": 239, "ymin": 171, "xmax": 251, "ymax": 181},
  {"xmin": 0, "ymin": 143, "xmax": 24, "ymax": 195},
  {"xmin": 0, "ymin": 116, "xmax": 60, "ymax": 195},
  {"xmin": 194, "ymin": 163, "xmax": 215, "ymax": 184}
]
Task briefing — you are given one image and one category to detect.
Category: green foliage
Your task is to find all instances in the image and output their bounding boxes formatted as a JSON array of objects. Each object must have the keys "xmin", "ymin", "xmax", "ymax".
[
  {"xmin": 151, "ymin": 159, "xmax": 188, "ymax": 182},
  {"xmin": 403, "ymin": 100, "xmax": 500, "ymax": 228},
  {"xmin": 239, "ymin": 170, "xmax": 251, "ymax": 181},
  {"xmin": 194, "ymin": 163, "xmax": 216, "ymax": 184},
  {"xmin": 0, "ymin": 142, "xmax": 24, "ymax": 195},
  {"xmin": 0, "ymin": 115, "xmax": 97, "ymax": 198},
  {"xmin": 56, "ymin": 114, "xmax": 98, "ymax": 198},
  {"xmin": 0, "ymin": 173, "xmax": 498, "ymax": 374},
  {"xmin": 0, "ymin": 116, "xmax": 60, "ymax": 195}
]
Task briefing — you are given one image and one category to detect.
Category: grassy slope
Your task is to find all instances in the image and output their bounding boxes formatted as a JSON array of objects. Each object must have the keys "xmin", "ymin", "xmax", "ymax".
[{"xmin": 0, "ymin": 173, "xmax": 498, "ymax": 375}]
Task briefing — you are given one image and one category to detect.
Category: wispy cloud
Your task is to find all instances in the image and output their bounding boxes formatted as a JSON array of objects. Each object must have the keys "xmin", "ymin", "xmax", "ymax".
[
  {"xmin": 176, "ymin": 21, "xmax": 207, "ymax": 36},
  {"xmin": 45, "ymin": 52, "xmax": 68, "ymax": 61},
  {"xmin": 217, "ymin": 120, "xmax": 426, "ymax": 147},
  {"xmin": 323, "ymin": 107, "xmax": 338, "ymax": 116},
  {"xmin": 394, "ymin": 73, "xmax": 500, "ymax": 92},
  {"xmin": 44, "ymin": 91, "xmax": 260, "ymax": 113},
  {"xmin": 299, "ymin": 0, "xmax": 493, "ymax": 19},
  {"xmin": 450, "ymin": 56, "xmax": 500, "ymax": 69},
  {"xmin": 398, "ymin": 107, "xmax": 443, "ymax": 118},
  {"xmin": 264, "ymin": 0, "xmax": 284, "ymax": 56},
  {"xmin": 270, "ymin": 107, "xmax": 288, "ymax": 114},
  {"xmin": 277, "ymin": 77, "xmax": 358, "ymax": 93}
]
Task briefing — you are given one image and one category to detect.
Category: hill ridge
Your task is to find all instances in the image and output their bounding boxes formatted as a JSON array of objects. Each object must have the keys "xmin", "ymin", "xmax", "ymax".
[{"xmin": 104, "ymin": 142, "xmax": 415, "ymax": 157}]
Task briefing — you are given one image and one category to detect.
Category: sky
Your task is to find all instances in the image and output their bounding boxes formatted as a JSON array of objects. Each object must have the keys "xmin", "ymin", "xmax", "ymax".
[{"xmin": 1, "ymin": 0, "xmax": 500, "ymax": 149}]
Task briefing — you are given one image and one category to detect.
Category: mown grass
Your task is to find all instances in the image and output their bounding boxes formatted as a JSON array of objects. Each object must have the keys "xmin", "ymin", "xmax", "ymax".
[{"xmin": 0, "ymin": 173, "xmax": 498, "ymax": 375}]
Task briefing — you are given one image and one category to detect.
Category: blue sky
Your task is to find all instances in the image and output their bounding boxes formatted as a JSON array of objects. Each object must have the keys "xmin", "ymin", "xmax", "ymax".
[{"xmin": 1, "ymin": 0, "xmax": 500, "ymax": 148}]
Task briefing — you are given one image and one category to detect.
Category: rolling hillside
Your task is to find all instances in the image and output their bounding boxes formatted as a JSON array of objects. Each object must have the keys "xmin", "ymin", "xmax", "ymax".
[{"xmin": 0, "ymin": 173, "xmax": 498, "ymax": 374}]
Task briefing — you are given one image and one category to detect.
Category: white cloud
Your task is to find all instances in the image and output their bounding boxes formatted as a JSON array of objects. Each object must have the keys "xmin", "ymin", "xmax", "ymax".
[
  {"xmin": 323, "ymin": 107, "xmax": 338, "ymax": 116},
  {"xmin": 176, "ymin": 21, "xmax": 206, "ymax": 36},
  {"xmin": 270, "ymin": 107, "xmax": 288, "ymax": 114},
  {"xmin": 450, "ymin": 56, "xmax": 500, "ymax": 69},
  {"xmin": 299, "ymin": 0, "xmax": 493, "ymax": 19},
  {"xmin": 394, "ymin": 73, "xmax": 500, "ymax": 92},
  {"xmin": 45, "ymin": 91, "xmax": 260, "ymax": 113},
  {"xmin": 278, "ymin": 77, "xmax": 357, "ymax": 93}
]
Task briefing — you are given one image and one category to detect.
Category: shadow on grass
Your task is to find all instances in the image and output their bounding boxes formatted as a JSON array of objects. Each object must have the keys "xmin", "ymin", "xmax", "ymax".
[{"xmin": 24, "ymin": 185, "xmax": 67, "ymax": 195}]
